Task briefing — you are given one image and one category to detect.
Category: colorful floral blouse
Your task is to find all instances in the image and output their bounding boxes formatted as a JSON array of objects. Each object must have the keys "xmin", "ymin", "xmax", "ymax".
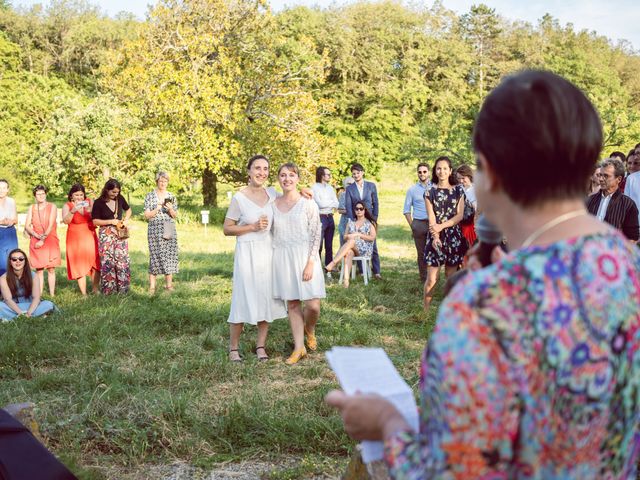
[{"xmin": 385, "ymin": 232, "xmax": 640, "ymax": 479}]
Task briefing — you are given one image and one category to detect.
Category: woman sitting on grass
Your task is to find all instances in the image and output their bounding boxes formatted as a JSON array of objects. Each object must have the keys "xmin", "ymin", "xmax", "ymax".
[
  {"xmin": 0, "ymin": 248, "xmax": 56, "ymax": 321},
  {"xmin": 325, "ymin": 201, "xmax": 377, "ymax": 287}
]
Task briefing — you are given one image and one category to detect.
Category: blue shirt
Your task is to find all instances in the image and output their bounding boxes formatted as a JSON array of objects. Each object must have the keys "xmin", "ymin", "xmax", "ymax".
[{"xmin": 403, "ymin": 182, "xmax": 431, "ymax": 220}]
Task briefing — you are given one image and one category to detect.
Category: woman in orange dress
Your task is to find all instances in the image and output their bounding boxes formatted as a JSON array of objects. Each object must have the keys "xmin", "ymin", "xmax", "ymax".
[
  {"xmin": 62, "ymin": 184, "xmax": 100, "ymax": 295},
  {"xmin": 24, "ymin": 185, "xmax": 61, "ymax": 296}
]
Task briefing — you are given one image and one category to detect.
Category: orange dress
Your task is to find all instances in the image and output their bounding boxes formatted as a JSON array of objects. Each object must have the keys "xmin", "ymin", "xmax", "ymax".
[
  {"xmin": 65, "ymin": 201, "xmax": 100, "ymax": 280},
  {"xmin": 28, "ymin": 203, "xmax": 61, "ymax": 269}
]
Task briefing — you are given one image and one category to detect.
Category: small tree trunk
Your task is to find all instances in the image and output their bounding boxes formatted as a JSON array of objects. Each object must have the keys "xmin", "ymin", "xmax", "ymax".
[{"xmin": 202, "ymin": 167, "xmax": 218, "ymax": 207}]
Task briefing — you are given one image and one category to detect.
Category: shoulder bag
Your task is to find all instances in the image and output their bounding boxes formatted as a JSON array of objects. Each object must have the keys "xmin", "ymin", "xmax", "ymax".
[{"xmin": 114, "ymin": 199, "xmax": 130, "ymax": 240}]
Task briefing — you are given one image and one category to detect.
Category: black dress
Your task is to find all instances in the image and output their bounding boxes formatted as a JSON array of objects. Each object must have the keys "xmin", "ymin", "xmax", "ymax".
[{"xmin": 423, "ymin": 185, "xmax": 468, "ymax": 267}]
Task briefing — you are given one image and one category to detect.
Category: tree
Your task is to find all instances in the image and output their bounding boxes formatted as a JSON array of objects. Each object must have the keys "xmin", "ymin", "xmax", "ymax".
[{"xmin": 103, "ymin": 0, "xmax": 332, "ymax": 206}]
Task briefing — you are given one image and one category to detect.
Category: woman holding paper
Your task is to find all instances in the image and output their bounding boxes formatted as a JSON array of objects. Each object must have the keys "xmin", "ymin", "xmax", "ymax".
[{"xmin": 326, "ymin": 71, "xmax": 640, "ymax": 478}]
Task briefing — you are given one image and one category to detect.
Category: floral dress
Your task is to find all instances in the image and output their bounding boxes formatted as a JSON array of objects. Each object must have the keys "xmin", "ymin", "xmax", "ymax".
[
  {"xmin": 346, "ymin": 219, "xmax": 374, "ymax": 258},
  {"xmin": 385, "ymin": 232, "xmax": 640, "ymax": 479},
  {"xmin": 423, "ymin": 185, "xmax": 468, "ymax": 267}
]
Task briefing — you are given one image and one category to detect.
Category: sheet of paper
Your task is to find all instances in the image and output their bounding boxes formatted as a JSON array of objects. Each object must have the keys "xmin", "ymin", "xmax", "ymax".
[{"xmin": 326, "ymin": 347, "xmax": 419, "ymax": 463}]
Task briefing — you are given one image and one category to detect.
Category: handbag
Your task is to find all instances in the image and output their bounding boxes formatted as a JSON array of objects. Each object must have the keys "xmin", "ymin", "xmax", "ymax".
[
  {"xmin": 162, "ymin": 218, "xmax": 176, "ymax": 240},
  {"xmin": 113, "ymin": 199, "xmax": 130, "ymax": 240}
]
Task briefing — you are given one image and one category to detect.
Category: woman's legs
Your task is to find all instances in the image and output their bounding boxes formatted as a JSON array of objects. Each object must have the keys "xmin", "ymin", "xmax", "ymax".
[
  {"xmin": 286, "ymin": 300, "xmax": 307, "ymax": 364},
  {"xmin": 164, "ymin": 274, "xmax": 173, "ymax": 290},
  {"xmin": 229, "ymin": 323, "xmax": 243, "ymax": 362},
  {"xmin": 46, "ymin": 268, "xmax": 55, "ymax": 296},
  {"xmin": 423, "ymin": 265, "xmax": 439, "ymax": 310},
  {"xmin": 91, "ymin": 269, "xmax": 100, "ymax": 294},
  {"xmin": 326, "ymin": 238, "xmax": 356, "ymax": 271},
  {"xmin": 77, "ymin": 276, "xmax": 87, "ymax": 296},
  {"xmin": 342, "ymin": 249, "xmax": 355, "ymax": 287},
  {"xmin": 303, "ymin": 298, "xmax": 320, "ymax": 350},
  {"xmin": 256, "ymin": 321, "xmax": 269, "ymax": 360},
  {"xmin": 149, "ymin": 274, "xmax": 156, "ymax": 293},
  {"xmin": 35, "ymin": 269, "xmax": 44, "ymax": 297},
  {"xmin": 444, "ymin": 265, "xmax": 459, "ymax": 279}
]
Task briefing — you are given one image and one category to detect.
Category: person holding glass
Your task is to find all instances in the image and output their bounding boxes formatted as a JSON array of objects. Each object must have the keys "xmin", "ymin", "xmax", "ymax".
[
  {"xmin": 144, "ymin": 171, "xmax": 179, "ymax": 293},
  {"xmin": 0, "ymin": 248, "xmax": 56, "ymax": 321},
  {"xmin": 326, "ymin": 70, "xmax": 640, "ymax": 479},
  {"xmin": 62, "ymin": 184, "xmax": 100, "ymax": 296},
  {"xmin": 0, "ymin": 179, "xmax": 18, "ymax": 276},
  {"xmin": 91, "ymin": 179, "xmax": 132, "ymax": 294},
  {"xmin": 24, "ymin": 185, "xmax": 60, "ymax": 297}
]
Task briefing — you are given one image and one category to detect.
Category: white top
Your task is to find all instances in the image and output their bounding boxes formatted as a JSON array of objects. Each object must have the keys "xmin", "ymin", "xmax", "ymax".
[
  {"xmin": 596, "ymin": 191, "xmax": 613, "ymax": 221},
  {"xmin": 0, "ymin": 197, "xmax": 16, "ymax": 228},
  {"xmin": 272, "ymin": 198, "xmax": 322, "ymax": 260},
  {"xmin": 356, "ymin": 182, "xmax": 364, "ymax": 200},
  {"xmin": 463, "ymin": 185, "xmax": 477, "ymax": 209},
  {"xmin": 311, "ymin": 183, "xmax": 339, "ymax": 214},
  {"xmin": 624, "ymin": 171, "xmax": 640, "ymax": 225},
  {"xmin": 225, "ymin": 187, "xmax": 277, "ymax": 243}
]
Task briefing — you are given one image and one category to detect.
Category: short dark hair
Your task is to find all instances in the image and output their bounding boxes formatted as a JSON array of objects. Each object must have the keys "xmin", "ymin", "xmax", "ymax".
[
  {"xmin": 431, "ymin": 156, "xmax": 458, "ymax": 185},
  {"xmin": 315, "ymin": 166, "xmax": 329, "ymax": 183},
  {"xmin": 350, "ymin": 163, "xmax": 364, "ymax": 172},
  {"xmin": 601, "ymin": 158, "xmax": 625, "ymax": 180},
  {"xmin": 67, "ymin": 183, "xmax": 86, "ymax": 201},
  {"xmin": 100, "ymin": 179, "xmax": 122, "ymax": 200},
  {"xmin": 247, "ymin": 154, "xmax": 269, "ymax": 170},
  {"xmin": 456, "ymin": 164, "xmax": 474, "ymax": 182},
  {"xmin": 32, "ymin": 184, "xmax": 47, "ymax": 196},
  {"xmin": 473, "ymin": 70, "xmax": 602, "ymax": 207},
  {"xmin": 609, "ymin": 151, "xmax": 626, "ymax": 162},
  {"xmin": 0, "ymin": 179, "xmax": 9, "ymax": 187},
  {"xmin": 416, "ymin": 162, "xmax": 429, "ymax": 173}
]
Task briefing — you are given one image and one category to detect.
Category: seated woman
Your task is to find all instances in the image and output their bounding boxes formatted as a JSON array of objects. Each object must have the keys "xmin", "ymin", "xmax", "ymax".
[
  {"xmin": 0, "ymin": 249, "xmax": 56, "ymax": 321},
  {"xmin": 325, "ymin": 201, "xmax": 377, "ymax": 287}
]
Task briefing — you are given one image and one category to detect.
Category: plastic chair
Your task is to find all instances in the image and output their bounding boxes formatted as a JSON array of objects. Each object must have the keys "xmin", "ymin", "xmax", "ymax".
[{"xmin": 339, "ymin": 256, "xmax": 372, "ymax": 286}]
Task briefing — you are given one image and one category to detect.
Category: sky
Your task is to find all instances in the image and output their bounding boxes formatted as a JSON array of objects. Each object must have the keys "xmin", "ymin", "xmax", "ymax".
[{"xmin": 10, "ymin": 0, "xmax": 640, "ymax": 51}]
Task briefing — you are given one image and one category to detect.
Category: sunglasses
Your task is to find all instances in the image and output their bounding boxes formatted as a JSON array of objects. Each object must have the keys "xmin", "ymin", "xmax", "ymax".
[
  {"xmin": 354, "ymin": 207, "xmax": 364, "ymax": 211},
  {"xmin": 418, "ymin": 170, "xmax": 429, "ymax": 174},
  {"xmin": 10, "ymin": 256, "xmax": 25, "ymax": 262}
]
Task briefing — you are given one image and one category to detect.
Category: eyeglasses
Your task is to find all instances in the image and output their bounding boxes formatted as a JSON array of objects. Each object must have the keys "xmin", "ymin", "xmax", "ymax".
[
  {"xmin": 10, "ymin": 256, "xmax": 25, "ymax": 262},
  {"xmin": 418, "ymin": 170, "xmax": 429, "ymax": 174},
  {"xmin": 354, "ymin": 207, "xmax": 364, "ymax": 211},
  {"xmin": 323, "ymin": 172, "xmax": 331, "ymax": 176}
]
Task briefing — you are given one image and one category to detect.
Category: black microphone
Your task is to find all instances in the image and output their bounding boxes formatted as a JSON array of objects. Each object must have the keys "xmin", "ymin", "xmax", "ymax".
[{"xmin": 475, "ymin": 214, "xmax": 504, "ymax": 267}]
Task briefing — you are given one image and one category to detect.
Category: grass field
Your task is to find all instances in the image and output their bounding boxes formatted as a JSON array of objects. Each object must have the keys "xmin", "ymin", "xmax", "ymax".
[{"xmin": 0, "ymin": 164, "xmax": 444, "ymax": 479}]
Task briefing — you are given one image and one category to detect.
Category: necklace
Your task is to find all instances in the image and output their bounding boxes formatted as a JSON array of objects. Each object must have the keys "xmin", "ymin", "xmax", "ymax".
[{"xmin": 520, "ymin": 209, "xmax": 587, "ymax": 248}]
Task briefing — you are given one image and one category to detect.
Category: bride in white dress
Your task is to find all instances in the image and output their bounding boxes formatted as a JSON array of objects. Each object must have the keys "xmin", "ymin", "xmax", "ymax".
[
  {"xmin": 272, "ymin": 162, "xmax": 326, "ymax": 365},
  {"xmin": 223, "ymin": 155, "xmax": 287, "ymax": 362}
]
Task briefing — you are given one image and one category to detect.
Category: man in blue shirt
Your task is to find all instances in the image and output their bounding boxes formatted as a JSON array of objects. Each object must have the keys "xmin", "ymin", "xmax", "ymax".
[{"xmin": 403, "ymin": 163, "xmax": 432, "ymax": 283}]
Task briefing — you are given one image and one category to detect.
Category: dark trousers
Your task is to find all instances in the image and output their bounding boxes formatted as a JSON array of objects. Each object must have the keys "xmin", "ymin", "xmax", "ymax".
[
  {"xmin": 372, "ymin": 240, "xmax": 380, "ymax": 275},
  {"xmin": 411, "ymin": 219, "xmax": 429, "ymax": 282},
  {"xmin": 319, "ymin": 215, "xmax": 335, "ymax": 265}
]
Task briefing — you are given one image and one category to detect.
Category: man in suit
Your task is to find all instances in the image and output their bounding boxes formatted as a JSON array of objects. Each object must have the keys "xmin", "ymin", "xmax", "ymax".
[
  {"xmin": 345, "ymin": 163, "xmax": 381, "ymax": 278},
  {"xmin": 587, "ymin": 158, "xmax": 639, "ymax": 241}
]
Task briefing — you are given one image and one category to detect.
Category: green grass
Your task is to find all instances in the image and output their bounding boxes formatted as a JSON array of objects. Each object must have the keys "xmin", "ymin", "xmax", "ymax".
[{"xmin": 0, "ymin": 164, "xmax": 444, "ymax": 479}]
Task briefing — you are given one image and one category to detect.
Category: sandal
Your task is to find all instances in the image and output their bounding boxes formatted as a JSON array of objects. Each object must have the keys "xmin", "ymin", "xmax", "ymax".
[
  {"xmin": 228, "ymin": 349, "xmax": 243, "ymax": 363},
  {"xmin": 255, "ymin": 346, "xmax": 269, "ymax": 362}
]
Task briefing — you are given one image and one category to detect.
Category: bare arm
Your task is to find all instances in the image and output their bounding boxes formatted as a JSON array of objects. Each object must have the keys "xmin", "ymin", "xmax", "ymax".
[
  {"xmin": 62, "ymin": 203, "xmax": 74, "ymax": 225},
  {"xmin": 44, "ymin": 205, "xmax": 57, "ymax": 237},
  {"xmin": 404, "ymin": 213, "xmax": 413, "ymax": 226},
  {"xmin": 26, "ymin": 275, "xmax": 41, "ymax": 316},
  {"xmin": 92, "ymin": 218, "xmax": 118, "ymax": 227},
  {"xmin": 223, "ymin": 217, "xmax": 264, "ymax": 236},
  {"xmin": 24, "ymin": 206, "xmax": 38, "ymax": 238}
]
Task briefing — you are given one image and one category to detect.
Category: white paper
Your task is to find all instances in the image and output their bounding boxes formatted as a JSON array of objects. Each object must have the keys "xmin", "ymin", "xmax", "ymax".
[{"xmin": 326, "ymin": 347, "xmax": 419, "ymax": 463}]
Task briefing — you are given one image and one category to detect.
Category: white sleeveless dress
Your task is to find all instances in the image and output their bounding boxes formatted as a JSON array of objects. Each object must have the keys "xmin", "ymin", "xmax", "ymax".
[
  {"xmin": 226, "ymin": 188, "xmax": 287, "ymax": 324},
  {"xmin": 272, "ymin": 198, "xmax": 326, "ymax": 301}
]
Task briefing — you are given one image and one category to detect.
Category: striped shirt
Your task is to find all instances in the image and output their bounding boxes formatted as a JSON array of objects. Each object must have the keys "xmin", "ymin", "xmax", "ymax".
[{"xmin": 586, "ymin": 189, "xmax": 639, "ymax": 241}]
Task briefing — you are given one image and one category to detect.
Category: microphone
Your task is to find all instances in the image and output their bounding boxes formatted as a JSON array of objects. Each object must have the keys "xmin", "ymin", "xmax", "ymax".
[{"xmin": 475, "ymin": 214, "xmax": 504, "ymax": 267}]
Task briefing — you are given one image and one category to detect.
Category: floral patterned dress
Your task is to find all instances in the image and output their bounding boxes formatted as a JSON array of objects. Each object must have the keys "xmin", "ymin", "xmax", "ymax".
[
  {"xmin": 346, "ymin": 218, "xmax": 374, "ymax": 258},
  {"xmin": 423, "ymin": 185, "xmax": 468, "ymax": 267},
  {"xmin": 384, "ymin": 232, "xmax": 640, "ymax": 479}
]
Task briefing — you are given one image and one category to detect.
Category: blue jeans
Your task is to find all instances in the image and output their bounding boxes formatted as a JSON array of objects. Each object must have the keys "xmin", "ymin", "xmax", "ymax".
[{"xmin": 319, "ymin": 215, "xmax": 335, "ymax": 266}]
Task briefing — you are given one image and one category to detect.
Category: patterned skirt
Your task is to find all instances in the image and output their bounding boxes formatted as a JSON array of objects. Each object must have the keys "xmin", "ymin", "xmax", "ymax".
[{"xmin": 98, "ymin": 226, "xmax": 130, "ymax": 294}]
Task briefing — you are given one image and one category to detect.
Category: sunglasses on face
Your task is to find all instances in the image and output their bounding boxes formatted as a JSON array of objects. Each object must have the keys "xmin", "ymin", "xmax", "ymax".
[
  {"xmin": 354, "ymin": 207, "xmax": 364, "ymax": 211},
  {"xmin": 418, "ymin": 170, "xmax": 429, "ymax": 174},
  {"xmin": 10, "ymin": 256, "xmax": 25, "ymax": 262}
]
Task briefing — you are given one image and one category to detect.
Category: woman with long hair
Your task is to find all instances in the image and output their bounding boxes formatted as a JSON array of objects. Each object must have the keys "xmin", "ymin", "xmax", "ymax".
[
  {"xmin": 223, "ymin": 155, "xmax": 287, "ymax": 362},
  {"xmin": 24, "ymin": 185, "xmax": 61, "ymax": 296},
  {"xmin": 272, "ymin": 162, "xmax": 326, "ymax": 365},
  {"xmin": 0, "ymin": 179, "xmax": 18, "ymax": 276},
  {"xmin": 422, "ymin": 156, "xmax": 468, "ymax": 310},
  {"xmin": 327, "ymin": 70, "xmax": 640, "ymax": 479},
  {"xmin": 325, "ymin": 201, "xmax": 377, "ymax": 287},
  {"xmin": 0, "ymin": 249, "xmax": 56, "ymax": 320},
  {"xmin": 456, "ymin": 163, "xmax": 478, "ymax": 247},
  {"xmin": 62, "ymin": 183, "xmax": 100, "ymax": 295},
  {"xmin": 91, "ymin": 179, "xmax": 132, "ymax": 294}
]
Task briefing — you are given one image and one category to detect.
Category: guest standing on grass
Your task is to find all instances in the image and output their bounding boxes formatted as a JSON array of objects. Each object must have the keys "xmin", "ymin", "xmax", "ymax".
[
  {"xmin": 144, "ymin": 171, "xmax": 179, "ymax": 293},
  {"xmin": 91, "ymin": 179, "xmax": 131, "ymax": 295},
  {"xmin": 338, "ymin": 176, "xmax": 355, "ymax": 246},
  {"xmin": 272, "ymin": 162, "xmax": 325, "ymax": 365},
  {"xmin": 345, "ymin": 163, "xmax": 381, "ymax": 279},
  {"xmin": 456, "ymin": 163, "xmax": 478, "ymax": 247},
  {"xmin": 325, "ymin": 201, "xmax": 376, "ymax": 288},
  {"xmin": 0, "ymin": 249, "xmax": 56, "ymax": 321},
  {"xmin": 311, "ymin": 166, "xmax": 339, "ymax": 270},
  {"xmin": 422, "ymin": 157, "xmax": 467, "ymax": 310},
  {"xmin": 62, "ymin": 184, "xmax": 100, "ymax": 296},
  {"xmin": 403, "ymin": 163, "xmax": 432, "ymax": 283},
  {"xmin": 326, "ymin": 70, "xmax": 640, "ymax": 480},
  {"xmin": 0, "ymin": 179, "xmax": 18, "ymax": 276},
  {"xmin": 223, "ymin": 155, "xmax": 287, "ymax": 363},
  {"xmin": 24, "ymin": 185, "xmax": 60, "ymax": 297}
]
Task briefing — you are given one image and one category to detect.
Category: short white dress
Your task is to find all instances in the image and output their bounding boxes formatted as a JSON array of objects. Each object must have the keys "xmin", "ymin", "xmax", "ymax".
[
  {"xmin": 226, "ymin": 188, "xmax": 287, "ymax": 325},
  {"xmin": 272, "ymin": 198, "xmax": 326, "ymax": 301}
]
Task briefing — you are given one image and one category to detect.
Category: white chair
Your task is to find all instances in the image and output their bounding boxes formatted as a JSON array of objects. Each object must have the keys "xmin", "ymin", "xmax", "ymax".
[{"xmin": 339, "ymin": 256, "xmax": 372, "ymax": 286}]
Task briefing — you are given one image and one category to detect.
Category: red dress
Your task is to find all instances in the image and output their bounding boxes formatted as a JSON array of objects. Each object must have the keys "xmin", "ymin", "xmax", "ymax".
[
  {"xmin": 29, "ymin": 203, "xmax": 61, "ymax": 269},
  {"xmin": 65, "ymin": 201, "xmax": 100, "ymax": 279}
]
